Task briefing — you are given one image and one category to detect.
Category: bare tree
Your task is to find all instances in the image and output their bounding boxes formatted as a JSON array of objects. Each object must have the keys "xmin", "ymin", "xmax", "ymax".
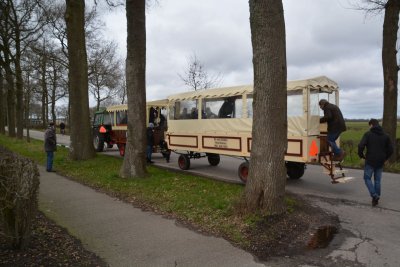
[
  {"xmin": 88, "ymin": 40, "xmax": 123, "ymax": 110},
  {"xmin": 48, "ymin": 55, "xmax": 67, "ymax": 122},
  {"xmin": 65, "ymin": 0, "xmax": 95, "ymax": 160},
  {"xmin": 43, "ymin": 0, "xmax": 120, "ymax": 110},
  {"xmin": 120, "ymin": 0, "xmax": 147, "ymax": 178},
  {"xmin": 37, "ymin": 40, "xmax": 49, "ymax": 127},
  {"xmin": 179, "ymin": 53, "xmax": 222, "ymax": 91},
  {"xmin": 244, "ymin": 0, "xmax": 287, "ymax": 215},
  {"xmin": 0, "ymin": 1, "xmax": 16, "ymax": 137},
  {"xmin": 117, "ymin": 77, "xmax": 127, "ymax": 104},
  {"xmin": 0, "ymin": 68, "xmax": 5, "ymax": 134},
  {"xmin": 356, "ymin": 0, "xmax": 400, "ymax": 162},
  {"xmin": 5, "ymin": 0, "xmax": 45, "ymax": 139},
  {"xmin": 21, "ymin": 54, "xmax": 36, "ymax": 142}
]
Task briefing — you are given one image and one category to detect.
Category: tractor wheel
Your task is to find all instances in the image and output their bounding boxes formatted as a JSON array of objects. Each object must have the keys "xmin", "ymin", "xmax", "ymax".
[
  {"xmin": 178, "ymin": 154, "xmax": 190, "ymax": 170},
  {"xmin": 93, "ymin": 134, "xmax": 104, "ymax": 152}
]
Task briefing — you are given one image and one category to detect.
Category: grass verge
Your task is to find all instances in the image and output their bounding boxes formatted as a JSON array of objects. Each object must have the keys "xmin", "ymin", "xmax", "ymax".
[{"xmin": 0, "ymin": 134, "xmax": 299, "ymax": 248}]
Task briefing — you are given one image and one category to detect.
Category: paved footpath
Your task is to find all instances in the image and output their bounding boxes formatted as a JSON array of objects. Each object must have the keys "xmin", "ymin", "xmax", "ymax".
[{"xmin": 38, "ymin": 166, "xmax": 265, "ymax": 267}]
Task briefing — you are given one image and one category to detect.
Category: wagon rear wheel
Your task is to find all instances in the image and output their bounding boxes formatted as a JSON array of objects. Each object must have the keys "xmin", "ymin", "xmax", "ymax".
[
  {"xmin": 178, "ymin": 154, "xmax": 190, "ymax": 170},
  {"xmin": 238, "ymin": 162, "xmax": 249, "ymax": 183}
]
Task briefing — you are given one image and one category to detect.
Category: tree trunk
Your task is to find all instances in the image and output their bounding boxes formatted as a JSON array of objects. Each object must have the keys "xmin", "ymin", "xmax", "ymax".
[
  {"xmin": 120, "ymin": 0, "xmax": 147, "ymax": 178},
  {"xmin": 4, "ymin": 64, "xmax": 16, "ymax": 137},
  {"xmin": 25, "ymin": 74, "xmax": 31, "ymax": 142},
  {"xmin": 96, "ymin": 86, "xmax": 101, "ymax": 111},
  {"xmin": 51, "ymin": 61, "xmax": 57, "ymax": 123},
  {"xmin": 0, "ymin": 70, "xmax": 5, "ymax": 134},
  {"xmin": 65, "ymin": 0, "xmax": 95, "ymax": 160},
  {"xmin": 15, "ymin": 31, "xmax": 24, "ymax": 139},
  {"xmin": 382, "ymin": 0, "xmax": 400, "ymax": 162},
  {"xmin": 245, "ymin": 0, "xmax": 287, "ymax": 215},
  {"xmin": 40, "ymin": 56, "xmax": 48, "ymax": 128}
]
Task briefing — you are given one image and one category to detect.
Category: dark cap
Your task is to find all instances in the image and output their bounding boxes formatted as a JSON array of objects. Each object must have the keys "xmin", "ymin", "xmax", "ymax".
[
  {"xmin": 368, "ymin": 119, "xmax": 379, "ymax": 127},
  {"xmin": 319, "ymin": 99, "xmax": 329, "ymax": 107},
  {"xmin": 319, "ymin": 99, "xmax": 328, "ymax": 106}
]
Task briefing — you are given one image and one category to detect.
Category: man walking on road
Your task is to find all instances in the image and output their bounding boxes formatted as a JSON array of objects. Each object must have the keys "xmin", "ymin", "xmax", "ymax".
[
  {"xmin": 358, "ymin": 119, "xmax": 393, "ymax": 206},
  {"xmin": 44, "ymin": 122, "xmax": 57, "ymax": 172},
  {"xmin": 319, "ymin": 99, "xmax": 347, "ymax": 161}
]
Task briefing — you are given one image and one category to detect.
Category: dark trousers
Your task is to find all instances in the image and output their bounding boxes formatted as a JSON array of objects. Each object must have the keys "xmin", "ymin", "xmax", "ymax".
[{"xmin": 46, "ymin": 151, "xmax": 54, "ymax": 171}]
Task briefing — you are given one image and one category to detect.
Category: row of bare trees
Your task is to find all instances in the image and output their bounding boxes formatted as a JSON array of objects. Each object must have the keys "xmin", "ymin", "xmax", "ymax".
[{"xmin": 0, "ymin": 0, "xmax": 125, "ymax": 141}]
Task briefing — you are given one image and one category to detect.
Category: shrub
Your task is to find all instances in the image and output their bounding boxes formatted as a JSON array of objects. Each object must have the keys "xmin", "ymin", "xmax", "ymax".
[{"xmin": 0, "ymin": 146, "xmax": 40, "ymax": 249}]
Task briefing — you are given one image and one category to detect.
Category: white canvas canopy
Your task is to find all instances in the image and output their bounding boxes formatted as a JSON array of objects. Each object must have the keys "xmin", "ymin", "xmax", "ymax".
[
  {"xmin": 167, "ymin": 76, "xmax": 339, "ymax": 137},
  {"xmin": 167, "ymin": 76, "xmax": 338, "ymax": 102},
  {"xmin": 106, "ymin": 104, "xmax": 127, "ymax": 112},
  {"xmin": 287, "ymin": 76, "xmax": 338, "ymax": 91},
  {"xmin": 106, "ymin": 99, "xmax": 168, "ymax": 113}
]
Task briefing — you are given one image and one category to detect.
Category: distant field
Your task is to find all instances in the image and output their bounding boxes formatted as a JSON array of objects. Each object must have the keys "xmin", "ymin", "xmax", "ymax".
[
  {"xmin": 340, "ymin": 121, "xmax": 400, "ymax": 171},
  {"xmin": 341, "ymin": 121, "xmax": 369, "ymax": 142},
  {"xmin": 342, "ymin": 121, "xmax": 400, "ymax": 141}
]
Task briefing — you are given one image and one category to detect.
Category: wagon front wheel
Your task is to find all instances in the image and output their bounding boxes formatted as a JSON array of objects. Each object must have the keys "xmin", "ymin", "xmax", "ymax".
[
  {"xmin": 238, "ymin": 162, "xmax": 249, "ymax": 183},
  {"xmin": 286, "ymin": 162, "xmax": 305, "ymax": 179},
  {"xmin": 207, "ymin": 154, "xmax": 220, "ymax": 166},
  {"xmin": 178, "ymin": 154, "xmax": 190, "ymax": 170}
]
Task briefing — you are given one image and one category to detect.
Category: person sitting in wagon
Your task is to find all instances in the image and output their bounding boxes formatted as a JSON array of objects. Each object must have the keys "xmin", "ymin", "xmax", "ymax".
[{"xmin": 218, "ymin": 97, "xmax": 235, "ymax": 118}]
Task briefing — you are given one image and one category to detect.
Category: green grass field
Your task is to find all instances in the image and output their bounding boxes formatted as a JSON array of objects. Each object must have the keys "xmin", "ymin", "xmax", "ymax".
[{"xmin": 340, "ymin": 121, "xmax": 400, "ymax": 171}]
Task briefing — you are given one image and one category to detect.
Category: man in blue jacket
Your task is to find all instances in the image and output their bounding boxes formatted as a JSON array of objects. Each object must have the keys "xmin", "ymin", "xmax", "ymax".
[{"xmin": 358, "ymin": 119, "xmax": 393, "ymax": 206}]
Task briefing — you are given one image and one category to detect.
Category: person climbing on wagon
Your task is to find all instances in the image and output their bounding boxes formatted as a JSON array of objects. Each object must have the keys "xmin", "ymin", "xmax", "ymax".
[{"xmin": 319, "ymin": 99, "xmax": 346, "ymax": 161}]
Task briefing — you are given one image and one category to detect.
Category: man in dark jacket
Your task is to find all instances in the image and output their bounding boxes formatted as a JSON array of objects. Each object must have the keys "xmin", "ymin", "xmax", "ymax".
[
  {"xmin": 319, "ymin": 99, "xmax": 347, "ymax": 161},
  {"xmin": 44, "ymin": 122, "xmax": 57, "ymax": 172},
  {"xmin": 146, "ymin": 123, "xmax": 154, "ymax": 163},
  {"xmin": 358, "ymin": 119, "xmax": 393, "ymax": 206}
]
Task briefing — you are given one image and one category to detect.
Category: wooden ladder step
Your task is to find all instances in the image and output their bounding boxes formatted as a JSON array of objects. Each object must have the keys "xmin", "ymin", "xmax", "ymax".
[{"xmin": 333, "ymin": 177, "xmax": 355, "ymax": 183}]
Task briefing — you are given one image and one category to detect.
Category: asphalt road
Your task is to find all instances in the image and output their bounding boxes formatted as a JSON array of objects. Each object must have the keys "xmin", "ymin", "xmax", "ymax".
[
  {"xmin": 102, "ymin": 149, "xmax": 400, "ymax": 212},
  {"xmin": 27, "ymin": 129, "xmax": 400, "ymax": 266}
]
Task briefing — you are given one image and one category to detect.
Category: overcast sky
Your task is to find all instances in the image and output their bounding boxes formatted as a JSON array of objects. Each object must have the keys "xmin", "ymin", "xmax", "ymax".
[{"xmin": 98, "ymin": 0, "xmax": 394, "ymax": 119}]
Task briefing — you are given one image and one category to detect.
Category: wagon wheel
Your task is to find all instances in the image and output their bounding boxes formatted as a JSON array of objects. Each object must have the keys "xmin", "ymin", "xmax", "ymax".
[
  {"xmin": 117, "ymin": 144, "xmax": 126, "ymax": 157},
  {"xmin": 286, "ymin": 162, "xmax": 305, "ymax": 179},
  {"xmin": 207, "ymin": 154, "xmax": 220, "ymax": 166},
  {"xmin": 178, "ymin": 154, "xmax": 190, "ymax": 170},
  {"xmin": 238, "ymin": 162, "xmax": 249, "ymax": 183}
]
